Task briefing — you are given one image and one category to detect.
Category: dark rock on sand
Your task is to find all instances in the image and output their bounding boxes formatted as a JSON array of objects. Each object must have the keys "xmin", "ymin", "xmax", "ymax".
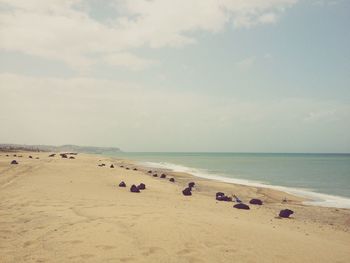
[
  {"xmin": 36, "ymin": 157, "xmax": 39, "ymax": 159},
  {"xmin": 49, "ymin": 154, "xmax": 56, "ymax": 157},
  {"xmin": 11, "ymin": 160, "xmax": 18, "ymax": 165},
  {"xmin": 233, "ymin": 203, "xmax": 250, "ymax": 210},
  {"xmin": 137, "ymin": 183, "xmax": 146, "ymax": 190},
  {"xmin": 216, "ymin": 192, "xmax": 232, "ymax": 201},
  {"xmin": 188, "ymin": 182, "xmax": 195, "ymax": 188},
  {"xmin": 28, "ymin": 156, "xmax": 33, "ymax": 159},
  {"xmin": 110, "ymin": 164, "xmax": 114, "ymax": 168},
  {"xmin": 69, "ymin": 156, "xmax": 75, "ymax": 159},
  {"xmin": 126, "ymin": 167, "xmax": 130, "ymax": 170},
  {"xmin": 120, "ymin": 165, "xmax": 124, "ymax": 168},
  {"xmin": 249, "ymin": 199, "xmax": 263, "ymax": 205},
  {"xmin": 153, "ymin": 174, "xmax": 158, "ymax": 177},
  {"xmin": 13, "ymin": 154, "xmax": 17, "ymax": 157},
  {"xmin": 148, "ymin": 170, "xmax": 152, "ymax": 174},
  {"xmin": 279, "ymin": 209, "xmax": 294, "ymax": 218},
  {"xmin": 216, "ymin": 193, "xmax": 232, "ymax": 202},
  {"xmin": 160, "ymin": 173, "xmax": 166, "ymax": 179},
  {"xmin": 182, "ymin": 187, "xmax": 192, "ymax": 196},
  {"xmin": 119, "ymin": 181, "xmax": 126, "ymax": 187},
  {"xmin": 133, "ymin": 168, "xmax": 138, "ymax": 171},
  {"xmin": 219, "ymin": 196, "xmax": 232, "ymax": 201},
  {"xmin": 60, "ymin": 154, "xmax": 68, "ymax": 158},
  {"xmin": 130, "ymin": 185, "xmax": 140, "ymax": 193},
  {"xmin": 169, "ymin": 178, "xmax": 175, "ymax": 182},
  {"xmin": 216, "ymin": 192, "xmax": 225, "ymax": 198}
]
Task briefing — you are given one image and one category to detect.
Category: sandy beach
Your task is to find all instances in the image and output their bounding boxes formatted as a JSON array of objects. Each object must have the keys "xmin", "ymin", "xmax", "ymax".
[{"xmin": 0, "ymin": 152, "xmax": 349, "ymax": 263}]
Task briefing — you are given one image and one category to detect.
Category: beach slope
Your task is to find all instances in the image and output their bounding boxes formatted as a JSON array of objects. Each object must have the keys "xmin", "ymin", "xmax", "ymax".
[{"xmin": 0, "ymin": 153, "xmax": 349, "ymax": 263}]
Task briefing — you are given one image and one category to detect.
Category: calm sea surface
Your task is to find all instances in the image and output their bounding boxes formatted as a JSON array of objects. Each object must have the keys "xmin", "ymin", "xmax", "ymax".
[{"xmin": 106, "ymin": 152, "xmax": 350, "ymax": 208}]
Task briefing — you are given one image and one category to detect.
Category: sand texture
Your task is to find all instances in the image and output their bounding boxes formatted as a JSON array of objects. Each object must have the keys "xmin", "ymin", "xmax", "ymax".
[{"xmin": 1, "ymin": 152, "xmax": 350, "ymax": 263}]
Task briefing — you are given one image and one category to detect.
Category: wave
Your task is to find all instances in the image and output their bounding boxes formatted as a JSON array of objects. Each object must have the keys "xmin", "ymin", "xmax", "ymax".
[{"xmin": 140, "ymin": 161, "xmax": 350, "ymax": 209}]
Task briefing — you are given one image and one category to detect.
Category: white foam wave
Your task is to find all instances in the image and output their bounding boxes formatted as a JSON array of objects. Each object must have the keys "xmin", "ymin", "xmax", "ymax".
[{"xmin": 140, "ymin": 161, "xmax": 350, "ymax": 209}]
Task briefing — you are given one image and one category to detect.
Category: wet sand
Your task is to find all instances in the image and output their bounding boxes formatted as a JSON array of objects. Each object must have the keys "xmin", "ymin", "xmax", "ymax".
[{"xmin": 0, "ymin": 152, "xmax": 349, "ymax": 262}]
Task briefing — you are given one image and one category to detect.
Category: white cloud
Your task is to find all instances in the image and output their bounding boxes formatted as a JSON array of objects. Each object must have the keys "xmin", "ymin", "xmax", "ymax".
[
  {"xmin": 1, "ymin": 73, "xmax": 349, "ymax": 152},
  {"xmin": 236, "ymin": 56, "xmax": 256, "ymax": 70},
  {"xmin": 313, "ymin": 0, "xmax": 339, "ymax": 6},
  {"xmin": 0, "ymin": 0, "xmax": 297, "ymax": 71},
  {"xmin": 263, "ymin": 53, "xmax": 273, "ymax": 60},
  {"xmin": 258, "ymin": 12, "xmax": 278, "ymax": 24},
  {"xmin": 304, "ymin": 110, "xmax": 338, "ymax": 122},
  {"xmin": 102, "ymin": 52, "xmax": 157, "ymax": 71}
]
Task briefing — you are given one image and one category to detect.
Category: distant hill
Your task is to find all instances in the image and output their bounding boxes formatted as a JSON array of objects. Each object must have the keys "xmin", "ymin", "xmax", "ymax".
[{"xmin": 0, "ymin": 144, "xmax": 121, "ymax": 154}]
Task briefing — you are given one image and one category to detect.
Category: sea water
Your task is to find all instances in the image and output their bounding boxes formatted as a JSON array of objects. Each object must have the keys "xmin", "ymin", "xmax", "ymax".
[{"xmin": 107, "ymin": 152, "xmax": 350, "ymax": 208}]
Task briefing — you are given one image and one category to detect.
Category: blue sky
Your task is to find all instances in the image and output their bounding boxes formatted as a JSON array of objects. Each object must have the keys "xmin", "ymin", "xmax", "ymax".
[{"xmin": 0, "ymin": 0, "xmax": 349, "ymax": 152}]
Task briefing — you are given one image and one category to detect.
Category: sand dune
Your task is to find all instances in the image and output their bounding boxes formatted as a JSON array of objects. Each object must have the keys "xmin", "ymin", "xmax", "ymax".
[{"xmin": 0, "ymin": 152, "xmax": 349, "ymax": 263}]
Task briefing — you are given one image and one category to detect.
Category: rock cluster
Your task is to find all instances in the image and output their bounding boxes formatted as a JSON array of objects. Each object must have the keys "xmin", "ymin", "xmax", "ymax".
[{"xmin": 216, "ymin": 192, "xmax": 232, "ymax": 202}]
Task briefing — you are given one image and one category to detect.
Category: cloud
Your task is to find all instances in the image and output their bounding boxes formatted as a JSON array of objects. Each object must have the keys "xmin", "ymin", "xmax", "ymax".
[
  {"xmin": 236, "ymin": 56, "xmax": 256, "ymax": 70},
  {"xmin": 258, "ymin": 12, "xmax": 278, "ymax": 24},
  {"xmin": 313, "ymin": 0, "xmax": 339, "ymax": 6},
  {"xmin": 1, "ymin": 73, "xmax": 349, "ymax": 152},
  {"xmin": 102, "ymin": 52, "xmax": 157, "ymax": 71},
  {"xmin": 0, "ymin": 0, "xmax": 297, "ymax": 72},
  {"xmin": 303, "ymin": 109, "xmax": 339, "ymax": 122}
]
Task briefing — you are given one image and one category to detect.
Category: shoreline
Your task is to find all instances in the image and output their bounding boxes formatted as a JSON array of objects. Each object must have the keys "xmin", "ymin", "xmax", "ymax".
[
  {"xmin": 1, "ymin": 151, "xmax": 350, "ymax": 262},
  {"xmin": 115, "ymin": 158, "xmax": 350, "ymax": 209},
  {"xmin": 111, "ymin": 156, "xmax": 350, "ymax": 230},
  {"xmin": 118, "ymin": 158, "xmax": 307, "ymax": 204}
]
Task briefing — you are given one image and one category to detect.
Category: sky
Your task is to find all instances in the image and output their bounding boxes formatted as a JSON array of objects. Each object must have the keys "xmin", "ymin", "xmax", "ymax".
[{"xmin": 0, "ymin": 0, "xmax": 349, "ymax": 152}]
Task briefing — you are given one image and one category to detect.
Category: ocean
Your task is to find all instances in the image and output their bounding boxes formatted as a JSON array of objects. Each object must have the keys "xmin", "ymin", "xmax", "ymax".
[{"xmin": 107, "ymin": 152, "xmax": 350, "ymax": 208}]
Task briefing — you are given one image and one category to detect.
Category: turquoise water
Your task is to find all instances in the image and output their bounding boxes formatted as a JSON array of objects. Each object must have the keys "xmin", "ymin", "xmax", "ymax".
[{"xmin": 107, "ymin": 152, "xmax": 350, "ymax": 208}]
